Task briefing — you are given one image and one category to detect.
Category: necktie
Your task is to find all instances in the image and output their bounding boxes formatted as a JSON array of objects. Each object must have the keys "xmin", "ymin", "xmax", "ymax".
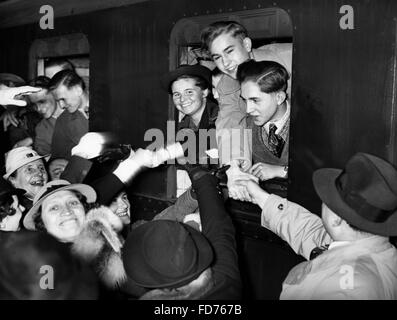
[
  {"xmin": 309, "ymin": 244, "xmax": 330, "ymax": 260},
  {"xmin": 268, "ymin": 123, "xmax": 285, "ymax": 158}
]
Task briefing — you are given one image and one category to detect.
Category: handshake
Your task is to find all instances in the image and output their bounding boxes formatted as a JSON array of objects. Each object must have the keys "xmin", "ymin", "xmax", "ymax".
[
  {"xmin": 72, "ymin": 132, "xmax": 186, "ymax": 184},
  {"xmin": 225, "ymin": 162, "xmax": 272, "ymax": 207}
]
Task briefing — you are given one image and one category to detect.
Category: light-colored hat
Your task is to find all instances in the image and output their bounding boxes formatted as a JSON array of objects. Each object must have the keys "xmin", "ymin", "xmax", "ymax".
[
  {"xmin": 23, "ymin": 179, "xmax": 97, "ymax": 231},
  {"xmin": 3, "ymin": 147, "xmax": 48, "ymax": 180}
]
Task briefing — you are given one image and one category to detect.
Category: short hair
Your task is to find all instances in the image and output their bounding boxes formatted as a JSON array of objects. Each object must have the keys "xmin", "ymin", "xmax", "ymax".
[
  {"xmin": 28, "ymin": 76, "xmax": 51, "ymax": 90},
  {"xmin": 45, "ymin": 58, "xmax": 75, "ymax": 72},
  {"xmin": 172, "ymin": 75, "xmax": 210, "ymax": 91},
  {"xmin": 200, "ymin": 21, "xmax": 248, "ymax": 52},
  {"xmin": 48, "ymin": 70, "xmax": 86, "ymax": 92},
  {"xmin": 237, "ymin": 60, "xmax": 290, "ymax": 94}
]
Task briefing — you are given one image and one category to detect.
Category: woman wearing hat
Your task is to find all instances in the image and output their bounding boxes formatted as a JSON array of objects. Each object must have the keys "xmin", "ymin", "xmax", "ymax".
[
  {"xmin": 23, "ymin": 179, "xmax": 126, "ymax": 289},
  {"xmin": 4, "ymin": 146, "xmax": 49, "ymax": 216},
  {"xmin": 162, "ymin": 64, "xmax": 219, "ymax": 167},
  {"xmin": 237, "ymin": 152, "xmax": 397, "ymax": 299},
  {"xmin": 21, "ymin": 147, "xmax": 168, "ymax": 290}
]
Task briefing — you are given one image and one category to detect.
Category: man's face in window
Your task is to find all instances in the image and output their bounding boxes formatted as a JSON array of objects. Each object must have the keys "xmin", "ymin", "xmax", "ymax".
[
  {"xmin": 209, "ymin": 32, "xmax": 251, "ymax": 79},
  {"xmin": 29, "ymin": 89, "xmax": 59, "ymax": 119},
  {"xmin": 52, "ymin": 84, "xmax": 82, "ymax": 114}
]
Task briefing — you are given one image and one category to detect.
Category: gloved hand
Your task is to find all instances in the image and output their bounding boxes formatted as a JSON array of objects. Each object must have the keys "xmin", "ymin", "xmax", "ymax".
[
  {"xmin": 113, "ymin": 148, "xmax": 155, "ymax": 185},
  {"xmin": 151, "ymin": 143, "xmax": 185, "ymax": 167},
  {"xmin": 72, "ymin": 132, "xmax": 108, "ymax": 159}
]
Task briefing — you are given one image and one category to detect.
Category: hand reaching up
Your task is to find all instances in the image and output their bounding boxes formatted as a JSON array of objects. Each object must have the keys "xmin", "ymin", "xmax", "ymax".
[{"xmin": 0, "ymin": 86, "xmax": 41, "ymax": 107}]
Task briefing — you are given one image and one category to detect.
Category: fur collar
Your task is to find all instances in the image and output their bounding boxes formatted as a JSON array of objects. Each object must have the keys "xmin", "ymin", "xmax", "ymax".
[{"xmin": 70, "ymin": 206, "xmax": 127, "ymax": 288}]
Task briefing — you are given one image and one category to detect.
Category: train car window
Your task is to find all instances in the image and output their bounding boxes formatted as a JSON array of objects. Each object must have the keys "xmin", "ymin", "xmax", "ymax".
[
  {"xmin": 29, "ymin": 33, "xmax": 89, "ymax": 84},
  {"xmin": 169, "ymin": 8, "xmax": 293, "ymax": 198},
  {"xmin": 39, "ymin": 55, "xmax": 90, "ymax": 90}
]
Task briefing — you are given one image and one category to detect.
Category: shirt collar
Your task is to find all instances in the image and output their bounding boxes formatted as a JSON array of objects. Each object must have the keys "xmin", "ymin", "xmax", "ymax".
[{"xmin": 264, "ymin": 100, "xmax": 290, "ymax": 135}]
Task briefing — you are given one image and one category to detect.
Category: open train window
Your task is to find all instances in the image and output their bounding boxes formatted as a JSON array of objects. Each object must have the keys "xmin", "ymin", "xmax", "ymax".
[
  {"xmin": 168, "ymin": 8, "xmax": 293, "ymax": 198},
  {"xmin": 29, "ymin": 33, "xmax": 89, "ymax": 87}
]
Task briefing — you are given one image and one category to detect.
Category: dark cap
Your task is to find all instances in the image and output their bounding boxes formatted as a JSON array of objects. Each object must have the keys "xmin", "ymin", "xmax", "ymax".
[
  {"xmin": 122, "ymin": 220, "xmax": 213, "ymax": 289},
  {"xmin": 161, "ymin": 64, "xmax": 211, "ymax": 94}
]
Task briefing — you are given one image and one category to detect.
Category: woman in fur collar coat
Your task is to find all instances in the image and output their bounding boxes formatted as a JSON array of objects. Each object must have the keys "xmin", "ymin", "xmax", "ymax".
[{"xmin": 23, "ymin": 179, "xmax": 126, "ymax": 289}]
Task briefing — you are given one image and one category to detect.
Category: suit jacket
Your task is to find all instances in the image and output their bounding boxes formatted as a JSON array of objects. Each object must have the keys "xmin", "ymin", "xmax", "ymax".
[{"xmin": 215, "ymin": 42, "xmax": 293, "ymax": 168}]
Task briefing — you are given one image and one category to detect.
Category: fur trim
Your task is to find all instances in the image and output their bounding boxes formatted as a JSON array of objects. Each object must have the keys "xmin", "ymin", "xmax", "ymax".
[{"xmin": 71, "ymin": 206, "xmax": 127, "ymax": 288}]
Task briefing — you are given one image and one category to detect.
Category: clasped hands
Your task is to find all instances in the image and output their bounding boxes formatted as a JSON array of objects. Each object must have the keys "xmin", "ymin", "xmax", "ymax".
[
  {"xmin": 73, "ymin": 132, "xmax": 184, "ymax": 171},
  {"xmin": 227, "ymin": 161, "xmax": 281, "ymax": 203}
]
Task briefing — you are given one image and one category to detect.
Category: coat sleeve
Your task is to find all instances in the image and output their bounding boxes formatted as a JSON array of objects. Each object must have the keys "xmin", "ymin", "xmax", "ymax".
[
  {"xmin": 215, "ymin": 75, "xmax": 252, "ymax": 170},
  {"xmin": 261, "ymin": 194, "xmax": 332, "ymax": 260},
  {"xmin": 191, "ymin": 174, "xmax": 241, "ymax": 288}
]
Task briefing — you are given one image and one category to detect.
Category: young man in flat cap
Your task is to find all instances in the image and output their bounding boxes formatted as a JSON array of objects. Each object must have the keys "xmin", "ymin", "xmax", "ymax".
[{"xmin": 237, "ymin": 152, "xmax": 397, "ymax": 299}]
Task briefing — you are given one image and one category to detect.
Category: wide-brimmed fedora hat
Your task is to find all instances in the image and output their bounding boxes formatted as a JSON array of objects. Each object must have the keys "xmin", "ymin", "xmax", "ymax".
[
  {"xmin": 313, "ymin": 152, "xmax": 397, "ymax": 236},
  {"xmin": 23, "ymin": 179, "xmax": 97, "ymax": 231},
  {"xmin": 122, "ymin": 220, "xmax": 214, "ymax": 289},
  {"xmin": 3, "ymin": 147, "xmax": 49, "ymax": 180},
  {"xmin": 161, "ymin": 64, "xmax": 211, "ymax": 94}
]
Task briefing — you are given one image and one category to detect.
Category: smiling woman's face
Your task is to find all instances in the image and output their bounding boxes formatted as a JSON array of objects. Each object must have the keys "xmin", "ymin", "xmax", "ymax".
[
  {"xmin": 109, "ymin": 191, "xmax": 131, "ymax": 226},
  {"xmin": 41, "ymin": 190, "xmax": 85, "ymax": 242},
  {"xmin": 10, "ymin": 159, "xmax": 48, "ymax": 200}
]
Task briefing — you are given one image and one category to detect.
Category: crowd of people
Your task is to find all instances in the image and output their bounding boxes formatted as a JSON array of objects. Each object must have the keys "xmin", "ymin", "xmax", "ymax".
[{"xmin": 0, "ymin": 20, "xmax": 396, "ymax": 300}]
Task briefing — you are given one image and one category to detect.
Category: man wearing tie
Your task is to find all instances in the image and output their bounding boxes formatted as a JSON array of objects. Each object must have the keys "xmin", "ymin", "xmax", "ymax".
[{"xmin": 237, "ymin": 59, "xmax": 290, "ymax": 181}]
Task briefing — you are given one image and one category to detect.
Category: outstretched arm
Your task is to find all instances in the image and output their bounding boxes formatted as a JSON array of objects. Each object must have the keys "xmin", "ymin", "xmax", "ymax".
[{"xmin": 236, "ymin": 179, "xmax": 332, "ymax": 260}]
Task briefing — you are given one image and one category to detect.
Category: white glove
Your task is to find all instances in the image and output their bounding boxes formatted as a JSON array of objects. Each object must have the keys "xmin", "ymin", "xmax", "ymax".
[
  {"xmin": 151, "ymin": 143, "xmax": 185, "ymax": 167},
  {"xmin": 71, "ymin": 132, "xmax": 107, "ymax": 159},
  {"xmin": 113, "ymin": 148, "xmax": 154, "ymax": 184}
]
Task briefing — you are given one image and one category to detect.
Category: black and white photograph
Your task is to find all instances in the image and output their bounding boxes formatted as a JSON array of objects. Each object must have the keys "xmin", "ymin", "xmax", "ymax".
[{"xmin": 0, "ymin": 0, "xmax": 396, "ymax": 309}]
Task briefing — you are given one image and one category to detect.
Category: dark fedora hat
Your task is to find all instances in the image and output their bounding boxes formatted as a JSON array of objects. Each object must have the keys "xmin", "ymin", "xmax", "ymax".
[
  {"xmin": 122, "ymin": 220, "xmax": 214, "ymax": 289},
  {"xmin": 161, "ymin": 64, "xmax": 212, "ymax": 94},
  {"xmin": 313, "ymin": 152, "xmax": 397, "ymax": 236}
]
